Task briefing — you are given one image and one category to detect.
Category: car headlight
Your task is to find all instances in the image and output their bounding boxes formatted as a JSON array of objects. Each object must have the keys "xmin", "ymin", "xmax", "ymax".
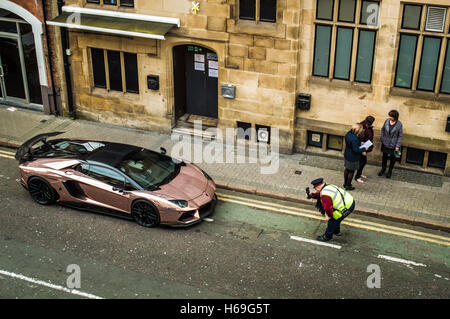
[{"xmin": 169, "ymin": 199, "xmax": 188, "ymax": 208}]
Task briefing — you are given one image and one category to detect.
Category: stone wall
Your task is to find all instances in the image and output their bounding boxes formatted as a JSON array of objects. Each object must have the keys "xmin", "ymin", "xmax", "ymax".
[{"xmin": 295, "ymin": 0, "xmax": 450, "ymax": 175}]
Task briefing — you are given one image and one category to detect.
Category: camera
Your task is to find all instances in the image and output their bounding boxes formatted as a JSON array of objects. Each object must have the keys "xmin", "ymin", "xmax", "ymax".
[{"xmin": 306, "ymin": 187, "xmax": 311, "ymax": 199}]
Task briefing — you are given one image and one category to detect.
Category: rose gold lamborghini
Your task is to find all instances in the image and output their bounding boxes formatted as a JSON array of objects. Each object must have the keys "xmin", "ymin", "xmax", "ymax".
[{"xmin": 15, "ymin": 132, "xmax": 216, "ymax": 227}]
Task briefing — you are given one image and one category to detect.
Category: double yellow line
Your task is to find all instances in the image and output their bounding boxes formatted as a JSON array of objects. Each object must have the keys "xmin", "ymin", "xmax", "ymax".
[
  {"xmin": 216, "ymin": 192, "xmax": 450, "ymax": 247},
  {"xmin": 0, "ymin": 149, "xmax": 15, "ymax": 160}
]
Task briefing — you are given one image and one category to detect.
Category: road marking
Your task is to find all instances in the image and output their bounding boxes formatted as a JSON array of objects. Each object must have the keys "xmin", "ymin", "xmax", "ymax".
[
  {"xmin": 377, "ymin": 255, "xmax": 427, "ymax": 267},
  {"xmin": 0, "ymin": 153, "xmax": 15, "ymax": 159},
  {"xmin": 0, "ymin": 149, "xmax": 15, "ymax": 156},
  {"xmin": 0, "ymin": 269, "xmax": 104, "ymax": 299},
  {"xmin": 218, "ymin": 192, "xmax": 447, "ymax": 240},
  {"xmin": 290, "ymin": 235, "xmax": 342, "ymax": 249},
  {"xmin": 216, "ymin": 193, "xmax": 450, "ymax": 247}
]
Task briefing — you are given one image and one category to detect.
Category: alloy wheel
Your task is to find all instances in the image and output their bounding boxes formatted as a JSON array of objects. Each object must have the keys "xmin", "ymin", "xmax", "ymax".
[
  {"xmin": 28, "ymin": 177, "xmax": 57, "ymax": 205},
  {"xmin": 131, "ymin": 200, "xmax": 160, "ymax": 227}
]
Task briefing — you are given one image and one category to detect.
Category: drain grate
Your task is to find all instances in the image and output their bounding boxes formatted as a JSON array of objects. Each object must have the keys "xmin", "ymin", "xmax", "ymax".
[{"xmin": 390, "ymin": 170, "xmax": 443, "ymax": 187}]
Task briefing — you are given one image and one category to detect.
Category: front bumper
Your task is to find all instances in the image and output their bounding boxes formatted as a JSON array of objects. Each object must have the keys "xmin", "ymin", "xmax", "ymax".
[{"xmin": 172, "ymin": 194, "xmax": 217, "ymax": 227}]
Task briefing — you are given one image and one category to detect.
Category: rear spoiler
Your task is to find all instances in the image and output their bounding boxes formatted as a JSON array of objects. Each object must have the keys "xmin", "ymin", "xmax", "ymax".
[{"xmin": 15, "ymin": 132, "xmax": 65, "ymax": 162}]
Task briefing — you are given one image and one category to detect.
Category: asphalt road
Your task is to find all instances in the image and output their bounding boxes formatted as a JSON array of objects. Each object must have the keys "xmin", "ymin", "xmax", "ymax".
[{"xmin": 0, "ymin": 147, "xmax": 449, "ymax": 300}]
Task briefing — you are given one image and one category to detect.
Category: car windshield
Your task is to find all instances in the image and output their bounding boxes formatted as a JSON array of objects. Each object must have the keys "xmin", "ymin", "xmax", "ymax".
[{"xmin": 116, "ymin": 149, "xmax": 181, "ymax": 189}]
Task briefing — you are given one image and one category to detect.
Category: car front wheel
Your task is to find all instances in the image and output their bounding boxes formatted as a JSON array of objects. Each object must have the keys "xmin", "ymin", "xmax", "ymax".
[
  {"xmin": 131, "ymin": 200, "xmax": 160, "ymax": 227},
  {"xmin": 27, "ymin": 176, "xmax": 58, "ymax": 205}
]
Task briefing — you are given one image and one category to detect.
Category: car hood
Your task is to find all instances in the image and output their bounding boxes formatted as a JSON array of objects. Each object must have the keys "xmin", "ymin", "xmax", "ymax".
[{"xmin": 154, "ymin": 163, "xmax": 207, "ymax": 200}]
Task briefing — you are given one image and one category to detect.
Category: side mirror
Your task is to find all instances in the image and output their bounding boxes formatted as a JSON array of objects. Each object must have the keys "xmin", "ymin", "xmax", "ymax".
[
  {"xmin": 160, "ymin": 147, "xmax": 167, "ymax": 155},
  {"xmin": 112, "ymin": 186, "xmax": 123, "ymax": 192}
]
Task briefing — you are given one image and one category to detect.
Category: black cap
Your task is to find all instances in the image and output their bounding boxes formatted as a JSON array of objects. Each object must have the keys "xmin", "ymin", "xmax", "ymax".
[{"xmin": 311, "ymin": 178, "xmax": 324, "ymax": 187}]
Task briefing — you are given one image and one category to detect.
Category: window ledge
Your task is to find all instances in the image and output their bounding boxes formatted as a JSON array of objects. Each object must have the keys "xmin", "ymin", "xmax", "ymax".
[
  {"xmin": 390, "ymin": 87, "xmax": 450, "ymax": 103},
  {"xmin": 308, "ymin": 76, "xmax": 373, "ymax": 92},
  {"xmin": 91, "ymin": 87, "xmax": 140, "ymax": 100},
  {"xmin": 227, "ymin": 19, "xmax": 286, "ymax": 38}
]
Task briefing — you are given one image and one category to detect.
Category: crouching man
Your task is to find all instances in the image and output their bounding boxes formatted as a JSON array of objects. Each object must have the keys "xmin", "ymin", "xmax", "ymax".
[{"xmin": 307, "ymin": 178, "xmax": 355, "ymax": 242}]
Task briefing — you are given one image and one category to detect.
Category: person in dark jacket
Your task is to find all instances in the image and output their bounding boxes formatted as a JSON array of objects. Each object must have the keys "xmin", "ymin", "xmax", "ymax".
[
  {"xmin": 344, "ymin": 123, "xmax": 368, "ymax": 190},
  {"xmin": 379, "ymin": 110, "xmax": 403, "ymax": 179},
  {"xmin": 355, "ymin": 116, "xmax": 375, "ymax": 183}
]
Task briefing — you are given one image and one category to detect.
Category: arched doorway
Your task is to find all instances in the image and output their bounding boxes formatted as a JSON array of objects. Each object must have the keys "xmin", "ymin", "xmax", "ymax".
[
  {"xmin": 0, "ymin": 3, "xmax": 46, "ymax": 109},
  {"xmin": 173, "ymin": 45, "xmax": 218, "ymax": 121}
]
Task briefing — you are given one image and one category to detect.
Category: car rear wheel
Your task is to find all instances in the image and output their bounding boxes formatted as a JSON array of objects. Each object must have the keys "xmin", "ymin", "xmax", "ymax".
[
  {"xmin": 131, "ymin": 200, "xmax": 160, "ymax": 227},
  {"xmin": 27, "ymin": 177, "xmax": 58, "ymax": 205}
]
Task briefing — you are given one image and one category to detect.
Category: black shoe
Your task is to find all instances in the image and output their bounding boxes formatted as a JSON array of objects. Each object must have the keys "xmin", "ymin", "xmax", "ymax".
[
  {"xmin": 378, "ymin": 169, "xmax": 385, "ymax": 176},
  {"xmin": 345, "ymin": 185, "xmax": 355, "ymax": 191},
  {"xmin": 316, "ymin": 235, "xmax": 332, "ymax": 242},
  {"xmin": 385, "ymin": 171, "xmax": 392, "ymax": 178}
]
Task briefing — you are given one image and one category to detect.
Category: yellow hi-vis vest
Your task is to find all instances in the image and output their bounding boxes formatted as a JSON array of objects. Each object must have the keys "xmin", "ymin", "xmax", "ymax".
[{"xmin": 320, "ymin": 184, "xmax": 354, "ymax": 220}]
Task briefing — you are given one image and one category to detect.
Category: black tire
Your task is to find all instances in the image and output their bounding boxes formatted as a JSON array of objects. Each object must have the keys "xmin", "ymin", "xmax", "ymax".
[
  {"xmin": 27, "ymin": 176, "xmax": 58, "ymax": 205},
  {"xmin": 131, "ymin": 200, "xmax": 160, "ymax": 228}
]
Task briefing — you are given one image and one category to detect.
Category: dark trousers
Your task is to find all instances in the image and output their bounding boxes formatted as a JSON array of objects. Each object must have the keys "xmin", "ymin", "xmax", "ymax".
[
  {"xmin": 324, "ymin": 201, "xmax": 355, "ymax": 239},
  {"xmin": 355, "ymin": 155, "xmax": 367, "ymax": 180},
  {"xmin": 381, "ymin": 152, "xmax": 396, "ymax": 172}
]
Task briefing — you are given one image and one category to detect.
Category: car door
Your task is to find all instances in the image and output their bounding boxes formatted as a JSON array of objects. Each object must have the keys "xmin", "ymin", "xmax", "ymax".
[{"xmin": 76, "ymin": 163, "xmax": 132, "ymax": 213}]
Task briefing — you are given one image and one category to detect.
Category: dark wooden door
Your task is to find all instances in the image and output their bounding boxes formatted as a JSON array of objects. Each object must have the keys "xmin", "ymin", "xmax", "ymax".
[{"xmin": 174, "ymin": 45, "xmax": 218, "ymax": 119}]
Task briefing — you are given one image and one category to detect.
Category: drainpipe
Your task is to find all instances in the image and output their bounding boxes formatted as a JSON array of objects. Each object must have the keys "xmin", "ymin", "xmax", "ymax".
[
  {"xmin": 57, "ymin": 0, "xmax": 76, "ymax": 119},
  {"xmin": 41, "ymin": 0, "xmax": 59, "ymax": 116}
]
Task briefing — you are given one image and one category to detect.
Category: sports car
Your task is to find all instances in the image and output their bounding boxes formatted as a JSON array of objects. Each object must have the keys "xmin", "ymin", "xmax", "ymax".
[{"xmin": 15, "ymin": 132, "xmax": 216, "ymax": 227}]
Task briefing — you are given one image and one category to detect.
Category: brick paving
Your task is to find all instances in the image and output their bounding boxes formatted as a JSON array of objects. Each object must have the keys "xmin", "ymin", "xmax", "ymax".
[{"xmin": 1, "ymin": 106, "xmax": 449, "ymax": 231}]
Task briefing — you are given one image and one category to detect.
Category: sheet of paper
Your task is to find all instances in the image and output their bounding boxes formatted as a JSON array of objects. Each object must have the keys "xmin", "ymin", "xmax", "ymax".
[
  {"xmin": 194, "ymin": 62, "xmax": 205, "ymax": 71},
  {"xmin": 208, "ymin": 68, "xmax": 218, "ymax": 78},
  {"xmin": 194, "ymin": 54, "xmax": 204, "ymax": 63},
  {"xmin": 360, "ymin": 140, "xmax": 373, "ymax": 149},
  {"xmin": 208, "ymin": 60, "xmax": 218, "ymax": 69}
]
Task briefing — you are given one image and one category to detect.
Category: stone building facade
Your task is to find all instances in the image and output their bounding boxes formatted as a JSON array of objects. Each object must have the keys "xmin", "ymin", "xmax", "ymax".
[{"xmin": 43, "ymin": 0, "xmax": 450, "ymax": 175}]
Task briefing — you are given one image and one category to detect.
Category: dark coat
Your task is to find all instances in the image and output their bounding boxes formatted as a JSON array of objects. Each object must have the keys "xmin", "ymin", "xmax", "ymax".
[
  {"xmin": 380, "ymin": 119, "xmax": 403, "ymax": 150},
  {"xmin": 344, "ymin": 130, "xmax": 365, "ymax": 162},
  {"xmin": 360, "ymin": 123, "xmax": 374, "ymax": 153}
]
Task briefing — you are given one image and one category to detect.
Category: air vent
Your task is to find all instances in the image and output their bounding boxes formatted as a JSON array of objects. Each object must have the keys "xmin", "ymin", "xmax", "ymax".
[{"xmin": 425, "ymin": 6, "xmax": 446, "ymax": 32}]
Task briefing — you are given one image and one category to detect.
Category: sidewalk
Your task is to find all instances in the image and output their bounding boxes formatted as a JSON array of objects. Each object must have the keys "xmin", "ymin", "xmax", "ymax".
[{"xmin": 1, "ymin": 106, "xmax": 449, "ymax": 232}]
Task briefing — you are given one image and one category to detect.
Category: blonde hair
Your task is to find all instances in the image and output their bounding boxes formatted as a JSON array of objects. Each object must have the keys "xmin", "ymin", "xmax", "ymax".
[{"xmin": 351, "ymin": 123, "xmax": 364, "ymax": 138}]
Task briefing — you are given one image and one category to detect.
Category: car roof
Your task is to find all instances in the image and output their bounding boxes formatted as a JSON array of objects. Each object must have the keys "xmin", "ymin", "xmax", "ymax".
[{"xmin": 86, "ymin": 142, "xmax": 140, "ymax": 167}]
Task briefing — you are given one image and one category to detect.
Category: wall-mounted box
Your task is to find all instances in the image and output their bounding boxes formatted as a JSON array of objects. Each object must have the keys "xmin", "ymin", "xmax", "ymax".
[
  {"xmin": 296, "ymin": 93, "xmax": 311, "ymax": 110},
  {"xmin": 147, "ymin": 75, "xmax": 159, "ymax": 90},
  {"xmin": 256, "ymin": 124, "xmax": 270, "ymax": 144},
  {"xmin": 221, "ymin": 84, "xmax": 235, "ymax": 99}
]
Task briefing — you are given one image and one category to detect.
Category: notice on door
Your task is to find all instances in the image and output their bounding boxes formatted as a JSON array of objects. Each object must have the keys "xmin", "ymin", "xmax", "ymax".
[
  {"xmin": 194, "ymin": 54, "xmax": 205, "ymax": 63},
  {"xmin": 208, "ymin": 60, "xmax": 218, "ymax": 70},
  {"xmin": 194, "ymin": 62, "xmax": 205, "ymax": 71},
  {"xmin": 208, "ymin": 68, "xmax": 218, "ymax": 78}
]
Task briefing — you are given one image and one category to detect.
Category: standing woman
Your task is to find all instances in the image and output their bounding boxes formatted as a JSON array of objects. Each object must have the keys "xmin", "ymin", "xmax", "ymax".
[
  {"xmin": 355, "ymin": 116, "xmax": 375, "ymax": 183},
  {"xmin": 379, "ymin": 110, "xmax": 403, "ymax": 179},
  {"xmin": 344, "ymin": 123, "xmax": 368, "ymax": 190}
]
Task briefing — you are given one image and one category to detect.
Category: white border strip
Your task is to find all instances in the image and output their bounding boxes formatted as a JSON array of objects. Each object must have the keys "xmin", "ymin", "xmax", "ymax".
[
  {"xmin": 0, "ymin": 269, "xmax": 104, "ymax": 299},
  {"xmin": 377, "ymin": 255, "xmax": 427, "ymax": 267},
  {"xmin": 290, "ymin": 235, "xmax": 342, "ymax": 250},
  {"xmin": 46, "ymin": 21, "xmax": 166, "ymax": 40},
  {"xmin": 62, "ymin": 5, "xmax": 180, "ymax": 27}
]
